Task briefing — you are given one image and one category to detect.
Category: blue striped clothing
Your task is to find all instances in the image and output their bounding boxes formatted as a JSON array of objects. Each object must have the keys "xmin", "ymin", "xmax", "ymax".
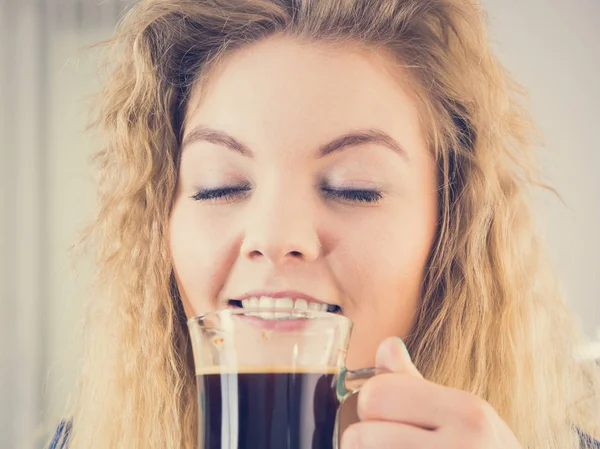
[{"xmin": 48, "ymin": 419, "xmax": 600, "ymax": 448}]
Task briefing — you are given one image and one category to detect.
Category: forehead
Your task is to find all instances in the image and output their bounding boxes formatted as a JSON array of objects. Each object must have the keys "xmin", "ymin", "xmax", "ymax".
[{"xmin": 183, "ymin": 36, "xmax": 424, "ymax": 159}]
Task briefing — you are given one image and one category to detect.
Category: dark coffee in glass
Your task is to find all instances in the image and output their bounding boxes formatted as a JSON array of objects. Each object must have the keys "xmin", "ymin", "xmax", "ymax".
[
  {"xmin": 187, "ymin": 308, "xmax": 381, "ymax": 449},
  {"xmin": 197, "ymin": 367, "xmax": 339, "ymax": 449}
]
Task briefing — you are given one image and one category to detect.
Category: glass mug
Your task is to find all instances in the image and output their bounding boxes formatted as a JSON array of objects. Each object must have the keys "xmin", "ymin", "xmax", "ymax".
[{"xmin": 187, "ymin": 308, "xmax": 383, "ymax": 449}]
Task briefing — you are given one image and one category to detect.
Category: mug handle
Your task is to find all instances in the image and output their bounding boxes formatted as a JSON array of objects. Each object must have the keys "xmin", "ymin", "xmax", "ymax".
[{"xmin": 333, "ymin": 367, "xmax": 388, "ymax": 448}]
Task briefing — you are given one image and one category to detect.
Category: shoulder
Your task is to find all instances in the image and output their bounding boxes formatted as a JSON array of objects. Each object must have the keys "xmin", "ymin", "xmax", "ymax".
[{"xmin": 48, "ymin": 420, "xmax": 72, "ymax": 449}]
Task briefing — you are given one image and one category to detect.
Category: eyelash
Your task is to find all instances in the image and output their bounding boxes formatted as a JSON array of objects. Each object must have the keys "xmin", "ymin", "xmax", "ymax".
[
  {"xmin": 190, "ymin": 186, "xmax": 383, "ymax": 204},
  {"xmin": 321, "ymin": 187, "xmax": 383, "ymax": 203},
  {"xmin": 191, "ymin": 186, "xmax": 251, "ymax": 202}
]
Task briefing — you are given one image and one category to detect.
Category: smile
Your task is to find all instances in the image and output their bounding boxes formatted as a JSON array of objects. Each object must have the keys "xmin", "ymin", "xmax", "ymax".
[{"xmin": 228, "ymin": 296, "xmax": 341, "ymax": 315}]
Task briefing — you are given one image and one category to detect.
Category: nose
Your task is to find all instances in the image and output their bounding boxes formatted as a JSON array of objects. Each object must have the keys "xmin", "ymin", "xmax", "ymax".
[{"xmin": 240, "ymin": 186, "xmax": 322, "ymax": 264}]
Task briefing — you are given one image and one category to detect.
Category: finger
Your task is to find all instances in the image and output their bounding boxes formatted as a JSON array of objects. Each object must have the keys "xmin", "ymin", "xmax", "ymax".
[
  {"xmin": 341, "ymin": 421, "xmax": 437, "ymax": 449},
  {"xmin": 357, "ymin": 372, "xmax": 482, "ymax": 430},
  {"xmin": 375, "ymin": 337, "xmax": 422, "ymax": 378}
]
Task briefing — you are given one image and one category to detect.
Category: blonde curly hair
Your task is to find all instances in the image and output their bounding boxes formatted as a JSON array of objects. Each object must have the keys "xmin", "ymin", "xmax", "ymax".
[{"xmin": 56, "ymin": 0, "xmax": 600, "ymax": 447}]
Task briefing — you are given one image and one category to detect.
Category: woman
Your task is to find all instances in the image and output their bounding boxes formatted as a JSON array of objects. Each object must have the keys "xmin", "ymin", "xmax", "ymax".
[{"xmin": 49, "ymin": 0, "xmax": 600, "ymax": 447}]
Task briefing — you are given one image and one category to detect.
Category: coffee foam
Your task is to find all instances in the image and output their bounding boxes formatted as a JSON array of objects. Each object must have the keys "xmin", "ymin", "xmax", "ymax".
[{"xmin": 196, "ymin": 365, "xmax": 340, "ymax": 375}]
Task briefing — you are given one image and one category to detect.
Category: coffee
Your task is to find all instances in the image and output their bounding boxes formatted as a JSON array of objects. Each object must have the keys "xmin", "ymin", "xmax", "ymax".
[{"xmin": 196, "ymin": 366, "xmax": 340, "ymax": 449}]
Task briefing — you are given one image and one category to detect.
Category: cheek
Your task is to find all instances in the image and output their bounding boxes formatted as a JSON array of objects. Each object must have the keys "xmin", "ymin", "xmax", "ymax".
[
  {"xmin": 168, "ymin": 198, "xmax": 238, "ymax": 317},
  {"xmin": 338, "ymin": 204, "xmax": 436, "ymax": 368}
]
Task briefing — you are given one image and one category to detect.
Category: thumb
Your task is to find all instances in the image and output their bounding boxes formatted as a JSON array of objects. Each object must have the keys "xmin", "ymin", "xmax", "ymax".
[{"xmin": 375, "ymin": 337, "xmax": 423, "ymax": 378}]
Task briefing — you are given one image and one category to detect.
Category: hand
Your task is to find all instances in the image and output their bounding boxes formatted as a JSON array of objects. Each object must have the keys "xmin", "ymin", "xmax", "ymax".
[{"xmin": 341, "ymin": 337, "xmax": 522, "ymax": 449}]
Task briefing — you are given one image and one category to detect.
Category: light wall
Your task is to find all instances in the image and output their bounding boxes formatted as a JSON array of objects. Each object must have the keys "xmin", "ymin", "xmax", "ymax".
[{"xmin": 482, "ymin": 0, "xmax": 600, "ymax": 336}]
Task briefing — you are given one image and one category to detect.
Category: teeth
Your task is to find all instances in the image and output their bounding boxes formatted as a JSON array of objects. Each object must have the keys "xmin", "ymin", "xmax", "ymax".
[
  {"xmin": 294, "ymin": 299, "xmax": 308, "ymax": 310},
  {"xmin": 275, "ymin": 297, "xmax": 294, "ymax": 318},
  {"xmin": 276, "ymin": 297, "xmax": 294, "ymax": 308},
  {"xmin": 258, "ymin": 296, "xmax": 274, "ymax": 308},
  {"xmin": 237, "ymin": 296, "xmax": 334, "ymax": 317},
  {"xmin": 258, "ymin": 296, "xmax": 275, "ymax": 318}
]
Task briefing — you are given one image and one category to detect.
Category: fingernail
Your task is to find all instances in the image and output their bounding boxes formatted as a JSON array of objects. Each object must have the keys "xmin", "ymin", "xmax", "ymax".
[{"xmin": 396, "ymin": 337, "xmax": 412, "ymax": 362}]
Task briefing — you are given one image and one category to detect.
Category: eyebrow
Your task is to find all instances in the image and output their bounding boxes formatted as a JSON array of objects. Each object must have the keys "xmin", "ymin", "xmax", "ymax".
[{"xmin": 181, "ymin": 125, "xmax": 409, "ymax": 161}]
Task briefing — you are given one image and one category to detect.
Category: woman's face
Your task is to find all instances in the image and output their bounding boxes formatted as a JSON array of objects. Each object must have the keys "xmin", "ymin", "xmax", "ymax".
[{"xmin": 169, "ymin": 36, "xmax": 438, "ymax": 369}]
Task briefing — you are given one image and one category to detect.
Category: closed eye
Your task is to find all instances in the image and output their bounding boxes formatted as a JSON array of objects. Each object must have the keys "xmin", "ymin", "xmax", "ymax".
[
  {"xmin": 190, "ymin": 185, "xmax": 383, "ymax": 204},
  {"xmin": 321, "ymin": 187, "xmax": 383, "ymax": 203},
  {"xmin": 191, "ymin": 185, "xmax": 251, "ymax": 203}
]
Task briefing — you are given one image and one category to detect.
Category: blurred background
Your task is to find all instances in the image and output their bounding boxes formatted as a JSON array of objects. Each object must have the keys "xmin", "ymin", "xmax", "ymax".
[{"xmin": 0, "ymin": 0, "xmax": 598, "ymax": 447}]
